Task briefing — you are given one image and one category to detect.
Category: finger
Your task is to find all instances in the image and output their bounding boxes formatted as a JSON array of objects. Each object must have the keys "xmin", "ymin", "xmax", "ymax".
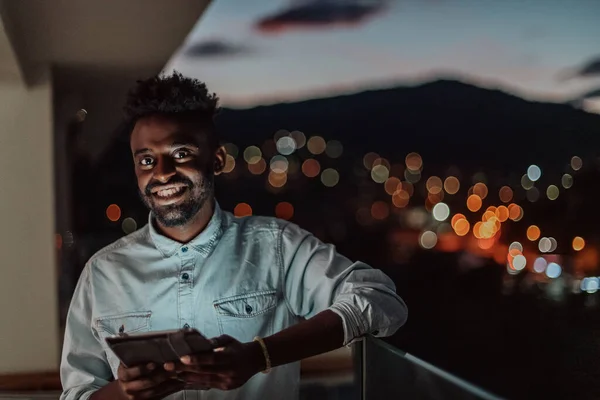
[
  {"xmin": 210, "ymin": 334, "xmax": 237, "ymax": 349},
  {"xmin": 118, "ymin": 362, "xmax": 156, "ymax": 382},
  {"xmin": 180, "ymin": 352, "xmax": 224, "ymax": 366},
  {"xmin": 121, "ymin": 370, "xmax": 173, "ymax": 393},
  {"xmin": 135, "ymin": 378, "xmax": 186, "ymax": 400}
]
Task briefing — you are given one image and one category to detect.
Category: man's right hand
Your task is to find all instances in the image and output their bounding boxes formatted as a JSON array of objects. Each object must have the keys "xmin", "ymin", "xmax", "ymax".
[
  {"xmin": 90, "ymin": 362, "xmax": 185, "ymax": 400},
  {"xmin": 117, "ymin": 362, "xmax": 185, "ymax": 400}
]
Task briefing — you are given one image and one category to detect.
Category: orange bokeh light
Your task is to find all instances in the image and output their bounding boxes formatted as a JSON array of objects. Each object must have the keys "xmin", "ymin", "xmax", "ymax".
[
  {"xmin": 275, "ymin": 202, "xmax": 294, "ymax": 220},
  {"xmin": 573, "ymin": 236, "xmax": 585, "ymax": 251},
  {"xmin": 392, "ymin": 190, "xmax": 410, "ymax": 208},
  {"xmin": 473, "ymin": 183, "xmax": 488, "ymax": 199},
  {"xmin": 444, "ymin": 176, "xmax": 460, "ymax": 195},
  {"xmin": 248, "ymin": 158, "xmax": 267, "ymax": 175},
  {"xmin": 527, "ymin": 225, "xmax": 541, "ymax": 241},
  {"xmin": 467, "ymin": 195, "xmax": 482, "ymax": 212},
  {"xmin": 426, "ymin": 176, "xmax": 443, "ymax": 194},
  {"xmin": 451, "ymin": 213, "xmax": 467, "ymax": 229},
  {"xmin": 508, "ymin": 203, "xmax": 523, "ymax": 221},
  {"xmin": 454, "ymin": 218, "xmax": 470, "ymax": 236},
  {"xmin": 106, "ymin": 204, "xmax": 121, "ymax": 222},
  {"xmin": 495, "ymin": 205, "xmax": 509, "ymax": 222},
  {"xmin": 384, "ymin": 177, "xmax": 402, "ymax": 195},
  {"xmin": 234, "ymin": 203, "xmax": 252, "ymax": 217},
  {"xmin": 302, "ymin": 159, "xmax": 321, "ymax": 178}
]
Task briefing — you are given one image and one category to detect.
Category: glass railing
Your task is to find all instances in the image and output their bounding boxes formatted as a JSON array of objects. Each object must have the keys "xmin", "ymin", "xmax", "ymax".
[
  {"xmin": 0, "ymin": 336, "xmax": 503, "ymax": 400},
  {"xmin": 354, "ymin": 336, "xmax": 504, "ymax": 400}
]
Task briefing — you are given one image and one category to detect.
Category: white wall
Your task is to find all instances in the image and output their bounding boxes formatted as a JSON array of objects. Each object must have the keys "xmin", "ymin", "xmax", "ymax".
[{"xmin": 0, "ymin": 75, "xmax": 59, "ymax": 373}]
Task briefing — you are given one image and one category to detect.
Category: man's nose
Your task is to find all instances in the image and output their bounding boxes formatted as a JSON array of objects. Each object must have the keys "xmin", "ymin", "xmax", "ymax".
[{"xmin": 153, "ymin": 157, "xmax": 176, "ymax": 183}]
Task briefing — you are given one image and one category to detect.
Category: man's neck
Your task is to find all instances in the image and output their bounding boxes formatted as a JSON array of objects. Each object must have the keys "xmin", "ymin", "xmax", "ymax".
[{"xmin": 156, "ymin": 201, "xmax": 215, "ymax": 244}]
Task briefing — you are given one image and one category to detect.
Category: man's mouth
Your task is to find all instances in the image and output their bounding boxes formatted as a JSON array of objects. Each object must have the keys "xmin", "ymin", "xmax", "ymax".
[{"xmin": 150, "ymin": 183, "xmax": 189, "ymax": 202}]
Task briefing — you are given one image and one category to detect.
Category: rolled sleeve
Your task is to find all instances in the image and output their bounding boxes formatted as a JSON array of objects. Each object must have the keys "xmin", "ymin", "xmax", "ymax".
[
  {"xmin": 280, "ymin": 222, "xmax": 408, "ymax": 345},
  {"xmin": 60, "ymin": 265, "xmax": 112, "ymax": 400}
]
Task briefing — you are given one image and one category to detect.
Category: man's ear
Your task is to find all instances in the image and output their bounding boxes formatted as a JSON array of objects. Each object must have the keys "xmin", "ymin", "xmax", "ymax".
[{"xmin": 213, "ymin": 146, "xmax": 227, "ymax": 175}]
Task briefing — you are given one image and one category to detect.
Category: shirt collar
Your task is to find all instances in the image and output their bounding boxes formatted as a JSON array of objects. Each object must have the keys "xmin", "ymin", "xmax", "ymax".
[{"xmin": 148, "ymin": 202, "xmax": 224, "ymax": 258}]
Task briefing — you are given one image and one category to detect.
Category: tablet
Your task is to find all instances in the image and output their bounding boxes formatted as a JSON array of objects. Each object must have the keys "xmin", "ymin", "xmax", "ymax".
[{"xmin": 105, "ymin": 327, "xmax": 213, "ymax": 368}]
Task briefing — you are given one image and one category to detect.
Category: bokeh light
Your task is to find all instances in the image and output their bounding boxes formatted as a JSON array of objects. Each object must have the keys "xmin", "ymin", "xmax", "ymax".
[
  {"xmin": 571, "ymin": 156, "xmax": 583, "ymax": 171},
  {"xmin": 106, "ymin": 204, "xmax": 121, "ymax": 222},
  {"xmin": 473, "ymin": 183, "xmax": 488, "ymax": 199},
  {"xmin": 321, "ymin": 168, "xmax": 340, "ymax": 187},
  {"xmin": 122, "ymin": 217, "xmax": 137, "ymax": 234},
  {"xmin": 526, "ymin": 187, "xmax": 540, "ymax": 202},
  {"xmin": 444, "ymin": 176, "xmax": 460, "ymax": 195},
  {"xmin": 223, "ymin": 154, "xmax": 236, "ymax": 173},
  {"xmin": 561, "ymin": 174, "xmax": 573, "ymax": 189},
  {"xmin": 432, "ymin": 202, "xmax": 450, "ymax": 221},
  {"xmin": 527, "ymin": 165, "xmax": 542, "ymax": 182},
  {"xmin": 426, "ymin": 176, "xmax": 443, "ymax": 194},
  {"xmin": 248, "ymin": 158, "xmax": 267, "ymax": 175},
  {"xmin": 363, "ymin": 152, "xmax": 380, "ymax": 170},
  {"xmin": 276, "ymin": 136, "xmax": 296, "ymax": 155},
  {"xmin": 234, "ymin": 203, "xmax": 252, "ymax": 217},
  {"xmin": 307, "ymin": 136, "xmax": 326, "ymax": 155},
  {"xmin": 533, "ymin": 257, "xmax": 547, "ymax": 273},
  {"xmin": 302, "ymin": 159, "xmax": 321, "ymax": 178},
  {"xmin": 546, "ymin": 262, "xmax": 562, "ymax": 278},
  {"xmin": 512, "ymin": 254, "xmax": 527, "ymax": 271},
  {"xmin": 325, "ymin": 140, "xmax": 343, "ymax": 158},
  {"xmin": 527, "ymin": 225, "xmax": 541, "ymax": 241},
  {"xmin": 495, "ymin": 206, "xmax": 509, "ymax": 222},
  {"xmin": 384, "ymin": 177, "xmax": 402, "ymax": 195},
  {"xmin": 268, "ymin": 171, "xmax": 287, "ymax": 188},
  {"xmin": 573, "ymin": 236, "xmax": 585, "ymax": 251},
  {"xmin": 419, "ymin": 231, "xmax": 437, "ymax": 249},
  {"xmin": 546, "ymin": 185, "xmax": 559, "ymax": 200},
  {"xmin": 405, "ymin": 152, "xmax": 423, "ymax": 172},
  {"xmin": 270, "ymin": 155, "xmax": 289, "ymax": 174},
  {"xmin": 275, "ymin": 202, "xmax": 294, "ymax": 220},
  {"xmin": 521, "ymin": 174, "xmax": 534, "ymax": 190},
  {"xmin": 224, "ymin": 143, "xmax": 239, "ymax": 159},
  {"xmin": 371, "ymin": 165, "xmax": 390, "ymax": 183},
  {"xmin": 499, "ymin": 186, "xmax": 513, "ymax": 203},
  {"xmin": 392, "ymin": 190, "xmax": 410, "ymax": 208},
  {"xmin": 290, "ymin": 131, "xmax": 306, "ymax": 148},
  {"xmin": 244, "ymin": 146, "xmax": 262, "ymax": 164},
  {"xmin": 453, "ymin": 218, "xmax": 470, "ymax": 236},
  {"xmin": 539, "ymin": 237, "xmax": 552, "ymax": 253},
  {"xmin": 467, "ymin": 195, "xmax": 482, "ymax": 212}
]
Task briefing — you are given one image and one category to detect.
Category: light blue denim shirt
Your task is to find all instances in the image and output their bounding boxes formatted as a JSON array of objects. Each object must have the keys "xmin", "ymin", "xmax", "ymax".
[{"xmin": 60, "ymin": 203, "xmax": 407, "ymax": 400}]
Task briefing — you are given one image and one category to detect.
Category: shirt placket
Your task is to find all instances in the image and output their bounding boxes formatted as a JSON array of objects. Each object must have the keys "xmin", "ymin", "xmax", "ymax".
[{"xmin": 177, "ymin": 245, "xmax": 196, "ymax": 329}]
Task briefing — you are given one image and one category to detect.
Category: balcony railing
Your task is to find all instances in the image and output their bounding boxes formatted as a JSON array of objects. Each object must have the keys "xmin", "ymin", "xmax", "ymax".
[{"xmin": 0, "ymin": 336, "xmax": 503, "ymax": 400}]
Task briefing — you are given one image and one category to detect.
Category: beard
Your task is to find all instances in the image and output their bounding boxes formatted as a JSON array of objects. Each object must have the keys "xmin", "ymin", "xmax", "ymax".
[{"xmin": 140, "ymin": 172, "xmax": 214, "ymax": 228}]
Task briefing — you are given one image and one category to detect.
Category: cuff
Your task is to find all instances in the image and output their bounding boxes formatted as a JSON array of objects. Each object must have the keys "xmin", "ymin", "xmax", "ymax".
[{"xmin": 329, "ymin": 302, "xmax": 369, "ymax": 346}]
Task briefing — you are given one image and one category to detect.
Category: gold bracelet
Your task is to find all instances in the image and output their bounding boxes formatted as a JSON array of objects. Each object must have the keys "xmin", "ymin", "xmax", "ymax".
[{"xmin": 253, "ymin": 336, "xmax": 271, "ymax": 374}]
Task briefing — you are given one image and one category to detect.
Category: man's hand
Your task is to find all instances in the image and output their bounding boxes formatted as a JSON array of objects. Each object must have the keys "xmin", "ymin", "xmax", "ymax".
[
  {"xmin": 117, "ymin": 362, "xmax": 185, "ymax": 400},
  {"xmin": 164, "ymin": 335, "xmax": 265, "ymax": 391}
]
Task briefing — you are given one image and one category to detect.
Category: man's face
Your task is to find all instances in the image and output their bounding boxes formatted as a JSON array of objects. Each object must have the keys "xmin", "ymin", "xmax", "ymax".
[{"xmin": 130, "ymin": 115, "xmax": 224, "ymax": 228}]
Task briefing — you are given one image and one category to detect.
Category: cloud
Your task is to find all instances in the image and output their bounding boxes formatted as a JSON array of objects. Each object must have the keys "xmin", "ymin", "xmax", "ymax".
[
  {"xmin": 254, "ymin": 0, "xmax": 388, "ymax": 34},
  {"xmin": 184, "ymin": 39, "xmax": 252, "ymax": 58},
  {"xmin": 558, "ymin": 56, "xmax": 600, "ymax": 81}
]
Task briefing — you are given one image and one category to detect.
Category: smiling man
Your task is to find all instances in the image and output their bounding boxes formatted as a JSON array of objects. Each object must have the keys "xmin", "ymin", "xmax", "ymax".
[{"xmin": 59, "ymin": 72, "xmax": 407, "ymax": 400}]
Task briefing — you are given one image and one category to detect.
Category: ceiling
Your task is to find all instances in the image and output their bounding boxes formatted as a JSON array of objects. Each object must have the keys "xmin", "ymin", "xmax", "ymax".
[{"xmin": 0, "ymin": 0, "xmax": 211, "ymax": 84}]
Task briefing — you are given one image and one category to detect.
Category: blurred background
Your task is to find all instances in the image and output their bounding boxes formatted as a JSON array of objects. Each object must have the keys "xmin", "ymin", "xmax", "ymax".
[{"xmin": 1, "ymin": 1, "xmax": 600, "ymax": 399}]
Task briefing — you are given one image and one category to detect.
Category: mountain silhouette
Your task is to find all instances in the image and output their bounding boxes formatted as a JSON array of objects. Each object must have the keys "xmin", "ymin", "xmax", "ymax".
[{"xmin": 215, "ymin": 79, "xmax": 600, "ymax": 172}]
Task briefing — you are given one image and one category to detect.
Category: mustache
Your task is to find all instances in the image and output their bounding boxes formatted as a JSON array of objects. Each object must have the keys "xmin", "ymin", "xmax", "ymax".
[{"xmin": 144, "ymin": 176, "xmax": 194, "ymax": 196}]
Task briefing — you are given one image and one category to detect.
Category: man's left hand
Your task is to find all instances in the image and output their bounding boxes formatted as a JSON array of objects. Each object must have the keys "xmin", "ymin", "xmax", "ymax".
[{"xmin": 164, "ymin": 335, "xmax": 265, "ymax": 391}]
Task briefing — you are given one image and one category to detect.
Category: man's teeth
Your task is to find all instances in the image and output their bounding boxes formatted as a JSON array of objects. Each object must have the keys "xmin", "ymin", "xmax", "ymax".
[{"xmin": 156, "ymin": 187, "xmax": 185, "ymax": 198}]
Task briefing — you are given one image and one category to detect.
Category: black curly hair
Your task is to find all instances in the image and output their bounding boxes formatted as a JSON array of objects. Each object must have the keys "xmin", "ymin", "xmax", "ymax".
[{"xmin": 123, "ymin": 71, "xmax": 220, "ymax": 147}]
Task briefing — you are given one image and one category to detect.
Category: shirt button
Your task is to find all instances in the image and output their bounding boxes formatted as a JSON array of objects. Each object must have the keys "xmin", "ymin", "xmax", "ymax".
[
  {"xmin": 372, "ymin": 330, "xmax": 380, "ymax": 336},
  {"xmin": 245, "ymin": 304, "xmax": 253, "ymax": 314},
  {"xmin": 182, "ymin": 273, "xmax": 190, "ymax": 280},
  {"xmin": 181, "ymin": 246, "xmax": 188, "ymax": 253},
  {"xmin": 183, "ymin": 323, "xmax": 190, "ymax": 329}
]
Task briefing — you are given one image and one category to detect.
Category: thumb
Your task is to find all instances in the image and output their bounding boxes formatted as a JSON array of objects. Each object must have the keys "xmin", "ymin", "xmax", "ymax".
[{"xmin": 209, "ymin": 334, "xmax": 237, "ymax": 349}]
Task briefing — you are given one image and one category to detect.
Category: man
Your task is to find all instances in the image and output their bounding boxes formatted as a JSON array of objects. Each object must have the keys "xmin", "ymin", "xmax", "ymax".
[{"xmin": 60, "ymin": 72, "xmax": 407, "ymax": 400}]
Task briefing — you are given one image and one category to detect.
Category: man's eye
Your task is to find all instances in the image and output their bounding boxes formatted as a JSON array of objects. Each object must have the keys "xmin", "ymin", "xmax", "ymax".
[
  {"xmin": 140, "ymin": 157, "xmax": 154, "ymax": 166},
  {"xmin": 174, "ymin": 150, "xmax": 190, "ymax": 159}
]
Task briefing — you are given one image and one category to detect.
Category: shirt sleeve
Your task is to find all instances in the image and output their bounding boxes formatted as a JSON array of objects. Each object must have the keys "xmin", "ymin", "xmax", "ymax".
[
  {"xmin": 280, "ymin": 222, "xmax": 408, "ymax": 345},
  {"xmin": 60, "ymin": 264, "xmax": 112, "ymax": 400}
]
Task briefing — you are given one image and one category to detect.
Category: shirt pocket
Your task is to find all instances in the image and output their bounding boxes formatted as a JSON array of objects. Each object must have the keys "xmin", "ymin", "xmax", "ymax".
[
  {"xmin": 213, "ymin": 290, "xmax": 277, "ymax": 343},
  {"xmin": 94, "ymin": 311, "xmax": 152, "ymax": 377}
]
